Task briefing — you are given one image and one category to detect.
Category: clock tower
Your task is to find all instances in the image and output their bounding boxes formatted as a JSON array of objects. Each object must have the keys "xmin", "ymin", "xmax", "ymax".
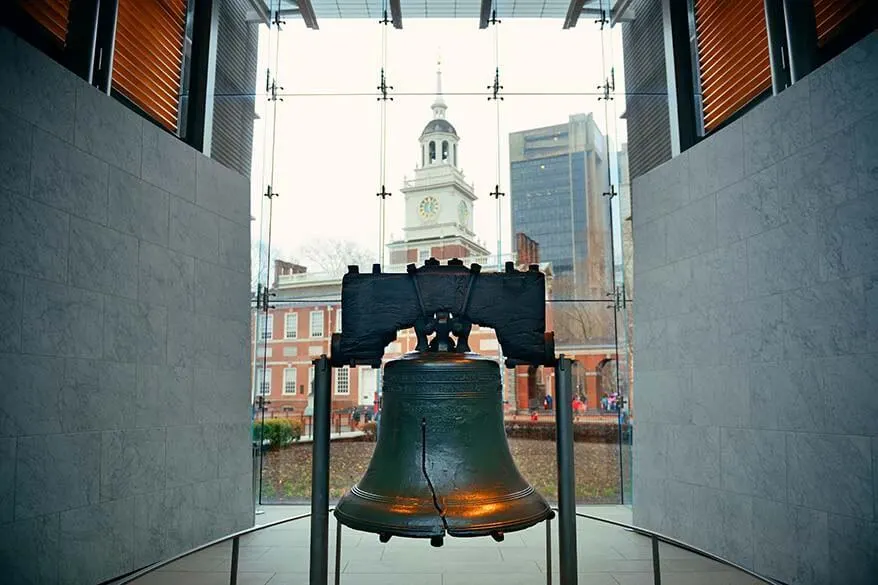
[{"xmin": 387, "ymin": 60, "xmax": 490, "ymax": 266}]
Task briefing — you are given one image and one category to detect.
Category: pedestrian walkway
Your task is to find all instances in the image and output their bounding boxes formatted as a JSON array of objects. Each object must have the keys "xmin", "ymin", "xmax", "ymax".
[
  {"xmin": 132, "ymin": 506, "xmax": 764, "ymax": 584},
  {"xmin": 297, "ymin": 430, "xmax": 365, "ymax": 443}
]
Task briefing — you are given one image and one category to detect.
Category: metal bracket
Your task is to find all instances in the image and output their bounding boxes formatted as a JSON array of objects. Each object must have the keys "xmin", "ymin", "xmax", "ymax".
[
  {"xmin": 377, "ymin": 68, "xmax": 394, "ymax": 101},
  {"xmin": 376, "ymin": 185, "xmax": 392, "ymax": 199},
  {"xmin": 487, "ymin": 67, "xmax": 504, "ymax": 101},
  {"xmin": 489, "ymin": 185, "xmax": 505, "ymax": 199}
]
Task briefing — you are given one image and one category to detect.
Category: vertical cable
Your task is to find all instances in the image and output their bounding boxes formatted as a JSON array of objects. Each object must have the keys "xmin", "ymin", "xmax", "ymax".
[{"xmin": 376, "ymin": 0, "xmax": 391, "ymax": 267}]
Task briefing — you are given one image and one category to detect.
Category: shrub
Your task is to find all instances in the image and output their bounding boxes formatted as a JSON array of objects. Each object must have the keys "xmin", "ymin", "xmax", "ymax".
[
  {"xmin": 361, "ymin": 421, "xmax": 378, "ymax": 441},
  {"xmin": 254, "ymin": 419, "xmax": 303, "ymax": 449}
]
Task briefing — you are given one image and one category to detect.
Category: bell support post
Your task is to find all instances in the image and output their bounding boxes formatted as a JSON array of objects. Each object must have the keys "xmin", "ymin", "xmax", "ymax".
[
  {"xmin": 554, "ymin": 355, "xmax": 578, "ymax": 585},
  {"xmin": 309, "ymin": 355, "xmax": 332, "ymax": 585}
]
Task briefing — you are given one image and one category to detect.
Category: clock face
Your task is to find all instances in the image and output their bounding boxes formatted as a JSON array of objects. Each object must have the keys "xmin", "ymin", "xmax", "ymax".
[
  {"xmin": 458, "ymin": 201, "xmax": 470, "ymax": 224},
  {"xmin": 418, "ymin": 196, "xmax": 440, "ymax": 220}
]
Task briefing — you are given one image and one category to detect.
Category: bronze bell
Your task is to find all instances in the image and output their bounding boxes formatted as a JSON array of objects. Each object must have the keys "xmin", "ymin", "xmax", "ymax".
[{"xmin": 334, "ymin": 350, "xmax": 552, "ymax": 546}]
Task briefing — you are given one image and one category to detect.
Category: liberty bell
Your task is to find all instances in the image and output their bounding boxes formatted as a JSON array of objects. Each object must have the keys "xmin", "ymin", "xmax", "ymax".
[{"xmin": 331, "ymin": 260, "xmax": 555, "ymax": 546}]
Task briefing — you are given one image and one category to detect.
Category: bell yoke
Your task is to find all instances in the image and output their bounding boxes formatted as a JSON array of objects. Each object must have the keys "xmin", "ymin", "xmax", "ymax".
[{"xmin": 330, "ymin": 259, "xmax": 556, "ymax": 546}]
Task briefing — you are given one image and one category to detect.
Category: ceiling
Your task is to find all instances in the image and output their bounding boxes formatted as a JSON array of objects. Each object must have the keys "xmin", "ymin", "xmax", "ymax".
[{"xmin": 247, "ymin": 0, "xmax": 635, "ymax": 29}]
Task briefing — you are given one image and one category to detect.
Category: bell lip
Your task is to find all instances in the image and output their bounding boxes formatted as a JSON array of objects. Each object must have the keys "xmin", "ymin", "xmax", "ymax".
[
  {"xmin": 394, "ymin": 351, "xmax": 497, "ymax": 363},
  {"xmin": 333, "ymin": 506, "xmax": 445, "ymax": 538}
]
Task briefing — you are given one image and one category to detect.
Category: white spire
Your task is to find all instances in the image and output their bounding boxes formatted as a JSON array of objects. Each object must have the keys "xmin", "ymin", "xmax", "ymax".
[{"xmin": 431, "ymin": 56, "xmax": 447, "ymax": 119}]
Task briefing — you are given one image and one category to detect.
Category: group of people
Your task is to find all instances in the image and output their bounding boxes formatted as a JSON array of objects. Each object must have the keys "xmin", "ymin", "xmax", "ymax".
[{"xmin": 600, "ymin": 392, "xmax": 623, "ymax": 413}]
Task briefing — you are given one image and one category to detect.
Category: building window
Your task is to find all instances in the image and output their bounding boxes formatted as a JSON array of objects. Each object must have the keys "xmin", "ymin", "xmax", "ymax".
[
  {"xmin": 258, "ymin": 314, "xmax": 273, "ymax": 340},
  {"xmin": 429, "ymin": 141, "xmax": 436, "ymax": 162},
  {"xmin": 283, "ymin": 368, "xmax": 297, "ymax": 395},
  {"xmin": 308, "ymin": 366, "xmax": 315, "ymax": 394},
  {"xmin": 419, "ymin": 249, "xmax": 430, "ymax": 262},
  {"xmin": 335, "ymin": 308, "xmax": 342, "ymax": 333},
  {"xmin": 284, "ymin": 313, "xmax": 298, "ymax": 339},
  {"xmin": 256, "ymin": 367, "xmax": 270, "ymax": 396},
  {"xmin": 442, "ymin": 140, "xmax": 449, "ymax": 162},
  {"xmin": 310, "ymin": 310, "xmax": 324, "ymax": 337},
  {"xmin": 335, "ymin": 366, "xmax": 350, "ymax": 395}
]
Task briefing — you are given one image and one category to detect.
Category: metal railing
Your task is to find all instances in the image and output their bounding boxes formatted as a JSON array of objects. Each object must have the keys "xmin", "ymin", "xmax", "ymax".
[{"xmin": 111, "ymin": 507, "xmax": 781, "ymax": 585}]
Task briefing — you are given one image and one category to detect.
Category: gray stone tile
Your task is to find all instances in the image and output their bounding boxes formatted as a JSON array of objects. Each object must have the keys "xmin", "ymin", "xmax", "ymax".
[
  {"xmin": 817, "ymin": 360, "xmax": 878, "ymax": 435},
  {"xmin": 0, "ymin": 28, "xmax": 77, "ymax": 140},
  {"xmin": 163, "ymin": 483, "xmax": 198, "ymax": 553},
  {"xmin": 633, "ymin": 215, "xmax": 666, "ymax": 273},
  {"xmin": 691, "ymin": 366, "xmax": 749, "ymax": 428},
  {"xmin": 0, "ymin": 437, "xmax": 14, "ymax": 523},
  {"xmin": 666, "ymin": 194, "xmax": 717, "ymax": 263},
  {"xmin": 219, "ymin": 216, "xmax": 251, "ymax": 274},
  {"xmin": 169, "ymin": 196, "xmax": 219, "ymax": 263},
  {"xmin": 30, "ymin": 128, "xmax": 109, "ymax": 223},
  {"xmin": 853, "ymin": 110, "xmax": 878, "ymax": 195},
  {"xmin": 820, "ymin": 191, "xmax": 878, "ymax": 281},
  {"xmin": 138, "ymin": 241, "xmax": 196, "ymax": 311},
  {"xmin": 0, "ymin": 270, "xmax": 23, "ymax": 352},
  {"xmin": 0, "ymin": 353, "xmax": 64, "ymax": 437},
  {"xmin": 691, "ymin": 239, "xmax": 748, "ymax": 311},
  {"xmin": 60, "ymin": 358, "xmax": 135, "ymax": 433},
  {"xmin": 632, "ymin": 369, "xmax": 691, "ymax": 425},
  {"xmin": 101, "ymin": 427, "xmax": 166, "ymax": 501},
  {"xmin": 688, "ymin": 119, "xmax": 745, "ymax": 199},
  {"xmin": 661, "ymin": 479, "xmax": 696, "ymax": 542},
  {"xmin": 752, "ymin": 499, "xmax": 829, "ymax": 585},
  {"xmin": 217, "ymin": 473, "xmax": 254, "ymax": 535},
  {"xmin": 750, "ymin": 360, "xmax": 827, "ymax": 433},
  {"xmin": 108, "ymin": 167, "xmax": 170, "ymax": 246},
  {"xmin": 716, "ymin": 294, "xmax": 784, "ymax": 365},
  {"xmin": 195, "ymin": 259, "xmax": 251, "ymax": 319},
  {"xmin": 668, "ymin": 424, "xmax": 720, "ymax": 488},
  {"xmin": 59, "ymin": 498, "xmax": 135, "ymax": 585},
  {"xmin": 631, "ymin": 317, "xmax": 667, "ymax": 372},
  {"xmin": 777, "ymin": 127, "xmax": 858, "ymax": 221},
  {"xmin": 15, "ymin": 432, "xmax": 100, "ymax": 519},
  {"xmin": 664, "ymin": 308, "xmax": 720, "ymax": 368},
  {"xmin": 135, "ymin": 364, "xmax": 195, "ymax": 428},
  {"xmin": 194, "ymin": 368, "xmax": 250, "ymax": 424},
  {"xmin": 828, "ymin": 514, "xmax": 878, "ymax": 585},
  {"xmin": 135, "ymin": 490, "xmax": 168, "ymax": 568},
  {"xmin": 103, "ymin": 296, "xmax": 168, "ymax": 364},
  {"xmin": 167, "ymin": 309, "xmax": 217, "ymax": 368},
  {"xmin": 142, "ymin": 120, "xmax": 197, "ymax": 201},
  {"xmin": 22, "ymin": 278, "xmax": 103, "ymax": 359},
  {"xmin": 166, "ymin": 425, "xmax": 218, "ymax": 487},
  {"xmin": 781, "ymin": 276, "xmax": 866, "ymax": 359},
  {"xmin": 0, "ymin": 187, "xmax": 69, "ymax": 283},
  {"xmin": 720, "ymin": 428, "xmax": 786, "ymax": 500},
  {"xmin": 631, "ymin": 151, "xmax": 691, "ymax": 226},
  {"xmin": 690, "ymin": 487, "xmax": 754, "ymax": 568},
  {"xmin": 196, "ymin": 154, "xmax": 250, "ymax": 225},
  {"xmin": 0, "ymin": 513, "xmax": 60, "ymax": 585},
  {"xmin": 217, "ymin": 423, "xmax": 252, "ymax": 479},
  {"xmin": 743, "ymin": 78, "xmax": 812, "ymax": 174},
  {"xmin": 69, "ymin": 216, "xmax": 139, "ymax": 300},
  {"xmin": 810, "ymin": 32, "xmax": 878, "ymax": 141},
  {"xmin": 747, "ymin": 218, "xmax": 823, "ymax": 296},
  {"xmin": 74, "ymin": 82, "xmax": 143, "ymax": 176},
  {"xmin": 217, "ymin": 317, "xmax": 250, "ymax": 370},
  {"xmin": 0, "ymin": 106, "xmax": 33, "ymax": 195},
  {"xmin": 788, "ymin": 432, "xmax": 873, "ymax": 519},
  {"xmin": 715, "ymin": 165, "xmax": 783, "ymax": 247}
]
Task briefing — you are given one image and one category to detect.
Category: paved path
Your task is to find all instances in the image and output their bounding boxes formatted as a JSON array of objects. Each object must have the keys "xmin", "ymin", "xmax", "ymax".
[{"xmin": 134, "ymin": 505, "xmax": 763, "ymax": 585}]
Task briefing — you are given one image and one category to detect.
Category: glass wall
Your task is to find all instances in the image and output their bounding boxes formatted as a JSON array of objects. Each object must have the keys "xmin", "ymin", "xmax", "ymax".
[{"xmin": 246, "ymin": 8, "xmax": 639, "ymax": 507}]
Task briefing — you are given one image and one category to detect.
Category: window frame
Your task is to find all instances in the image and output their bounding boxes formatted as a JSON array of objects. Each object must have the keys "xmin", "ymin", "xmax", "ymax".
[
  {"xmin": 284, "ymin": 312, "xmax": 298, "ymax": 339},
  {"xmin": 334, "ymin": 366, "xmax": 350, "ymax": 395},
  {"xmin": 255, "ymin": 366, "xmax": 271, "ymax": 396},
  {"xmin": 310, "ymin": 310, "xmax": 324, "ymax": 338},
  {"xmin": 283, "ymin": 367, "xmax": 297, "ymax": 395}
]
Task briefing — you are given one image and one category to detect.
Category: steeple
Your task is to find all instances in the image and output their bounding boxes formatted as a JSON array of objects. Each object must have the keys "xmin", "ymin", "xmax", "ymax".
[{"xmin": 431, "ymin": 57, "xmax": 447, "ymax": 119}]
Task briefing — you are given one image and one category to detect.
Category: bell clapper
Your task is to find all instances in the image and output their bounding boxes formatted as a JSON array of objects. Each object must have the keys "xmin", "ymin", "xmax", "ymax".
[
  {"xmin": 379, "ymin": 533, "xmax": 392, "ymax": 543},
  {"xmin": 430, "ymin": 536, "xmax": 445, "ymax": 548},
  {"xmin": 491, "ymin": 531, "xmax": 505, "ymax": 542}
]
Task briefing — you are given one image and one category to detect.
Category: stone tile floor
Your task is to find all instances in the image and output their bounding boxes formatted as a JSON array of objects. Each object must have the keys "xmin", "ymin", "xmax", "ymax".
[{"xmin": 131, "ymin": 506, "xmax": 766, "ymax": 585}]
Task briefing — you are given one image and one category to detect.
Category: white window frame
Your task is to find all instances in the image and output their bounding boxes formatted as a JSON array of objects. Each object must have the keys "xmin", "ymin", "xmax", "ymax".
[
  {"xmin": 418, "ymin": 248, "xmax": 430, "ymax": 262},
  {"xmin": 283, "ymin": 367, "xmax": 297, "ymax": 395},
  {"xmin": 308, "ymin": 366, "xmax": 315, "ymax": 394},
  {"xmin": 258, "ymin": 314, "xmax": 273, "ymax": 340},
  {"xmin": 255, "ymin": 367, "xmax": 271, "ymax": 396},
  {"xmin": 284, "ymin": 313, "xmax": 298, "ymax": 339},
  {"xmin": 335, "ymin": 308, "xmax": 342, "ymax": 333},
  {"xmin": 334, "ymin": 366, "xmax": 350, "ymax": 395},
  {"xmin": 310, "ymin": 310, "xmax": 324, "ymax": 338}
]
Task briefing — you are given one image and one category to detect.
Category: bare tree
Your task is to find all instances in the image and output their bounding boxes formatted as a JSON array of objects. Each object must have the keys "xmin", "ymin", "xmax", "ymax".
[
  {"xmin": 297, "ymin": 238, "xmax": 376, "ymax": 276},
  {"xmin": 251, "ymin": 239, "xmax": 287, "ymax": 291},
  {"xmin": 550, "ymin": 272, "xmax": 615, "ymax": 346}
]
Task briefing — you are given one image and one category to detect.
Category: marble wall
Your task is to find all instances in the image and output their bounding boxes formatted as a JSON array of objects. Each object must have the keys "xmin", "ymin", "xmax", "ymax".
[
  {"xmin": 631, "ymin": 32, "xmax": 878, "ymax": 585},
  {"xmin": 0, "ymin": 29, "xmax": 253, "ymax": 584}
]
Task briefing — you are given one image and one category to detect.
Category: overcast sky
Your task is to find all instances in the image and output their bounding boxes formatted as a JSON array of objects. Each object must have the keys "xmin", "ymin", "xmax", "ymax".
[{"xmin": 248, "ymin": 18, "xmax": 627, "ymax": 269}]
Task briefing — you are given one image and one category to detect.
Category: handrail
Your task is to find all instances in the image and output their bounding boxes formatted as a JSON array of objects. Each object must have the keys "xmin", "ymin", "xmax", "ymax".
[
  {"xmin": 113, "ymin": 510, "xmax": 319, "ymax": 584},
  {"xmin": 571, "ymin": 510, "xmax": 782, "ymax": 585}
]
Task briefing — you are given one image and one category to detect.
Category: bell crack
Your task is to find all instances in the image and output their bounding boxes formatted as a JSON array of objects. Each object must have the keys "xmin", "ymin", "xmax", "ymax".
[{"xmin": 420, "ymin": 418, "xmax": 449, "ymax": 534}]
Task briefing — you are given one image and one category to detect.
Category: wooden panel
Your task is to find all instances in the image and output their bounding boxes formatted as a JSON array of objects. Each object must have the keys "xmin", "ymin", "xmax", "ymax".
[
  {"xmin": 813, "ymin": 0, "xmax": 866, "ymax": 47},
  {"xmin": 18, "ymin": 0, "xmax": 70, "ymax": 45},
  {"xmin": 694, "ymin": 0, "xmax": 772, "ymax": 132},
  {"xmin": 113, "ymin": 0, "xmax": 188, "ymax": 132}
]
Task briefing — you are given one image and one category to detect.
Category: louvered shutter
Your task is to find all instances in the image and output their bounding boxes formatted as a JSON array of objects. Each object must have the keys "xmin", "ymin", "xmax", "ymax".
[
  {"xmin": 813, "ymin": 0, "xmax": 866, "ymax": 47},
  {"xmin": 113, "ymin": 0, "xmax": 188, "ymax": 132},
  {"xmin": 17, "ymin": 0, "xmax": 70, "ymax": 45},
  {"xmin": 694, "ymin": 0, "xmax": 772, "ymax": 132}
]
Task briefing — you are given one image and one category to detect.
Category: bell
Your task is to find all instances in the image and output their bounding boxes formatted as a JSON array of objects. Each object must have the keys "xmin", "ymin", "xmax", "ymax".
[{"xmin": 334, "ymin": 351, "xmax": 552, "ymax": 545}]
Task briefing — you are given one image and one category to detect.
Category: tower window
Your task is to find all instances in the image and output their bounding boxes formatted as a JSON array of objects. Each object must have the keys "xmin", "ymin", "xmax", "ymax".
[
  {"xmin": 453, "ymin": 144, "xmax": 457, "ymax": 166},
  {"xmin": 429, "ymin": 141, "xmax": 436, "ymax": 162},
  {"xmin": 442, "ymin": 141, "xmax": 449, "ymax": 162}
]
